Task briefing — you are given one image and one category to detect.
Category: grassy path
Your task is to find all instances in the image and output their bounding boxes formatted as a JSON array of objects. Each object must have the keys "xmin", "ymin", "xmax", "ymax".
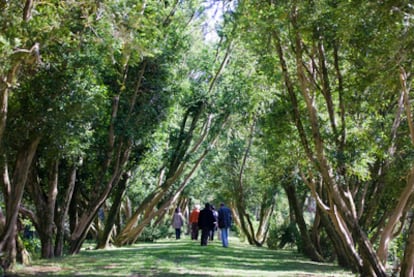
[{"xmin": 11, "ymin": 237, "xmax": 354, "ymax": 276}]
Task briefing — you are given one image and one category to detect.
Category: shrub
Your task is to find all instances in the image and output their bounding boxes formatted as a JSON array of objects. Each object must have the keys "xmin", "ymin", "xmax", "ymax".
[
  {"xmin": 267, "ymin": 222, "xmax": 299, "ymax": 250},
  {"xmin": 137, "ymin": 223, "xmax": 172, "ymax": 242}
]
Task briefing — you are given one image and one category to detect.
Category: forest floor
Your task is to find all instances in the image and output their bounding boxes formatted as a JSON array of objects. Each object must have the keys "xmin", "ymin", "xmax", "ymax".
[{"xmin": 8, "ymin": 236, "xmax": 355, "ymax": 276}]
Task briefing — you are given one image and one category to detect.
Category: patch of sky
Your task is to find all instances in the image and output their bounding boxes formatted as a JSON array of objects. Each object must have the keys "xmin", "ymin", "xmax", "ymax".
[{"xmin": 201, "ymin": 0, "xmax": 236, "ymax": 43}]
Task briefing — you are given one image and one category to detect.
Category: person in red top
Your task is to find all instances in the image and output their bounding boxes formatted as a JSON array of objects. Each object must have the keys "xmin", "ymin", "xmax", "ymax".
[{"xmin": 189, "ymin": 204, "xmax": 200, "ymax": 240}]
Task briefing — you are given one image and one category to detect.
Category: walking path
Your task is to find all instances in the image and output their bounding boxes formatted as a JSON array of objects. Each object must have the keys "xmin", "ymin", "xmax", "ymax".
[{"xmin": 11, "ymin": 237, "xmax": 352, "ymax": 276}]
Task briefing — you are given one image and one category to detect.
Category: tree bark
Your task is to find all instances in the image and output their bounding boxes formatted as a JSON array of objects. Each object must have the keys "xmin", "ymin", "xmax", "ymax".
[
  {"xmin": 400, "ymin": 215, "xmax": 414, "ymax": 277},
  {"xmin": 26, "ymin": 158, "xmax": 59, "ymax": 259},
  {"xmin": 318, "ymin": 209, "xmax": 358, "ymax": 271},
  {"xmin": 69, "ymin": 140, "xmax": 132, "ymax": 254},
  {"xmin": 255, "ymin": 194, "xmax": 274, "ymax": 244},
  {"xmin": 96, "ymin": 172, "xmax": 129, "ymax": 249},
  {"xmin": 0, "ymin": 136, "xmax": 41, "ymax": 270},
  {"xmin": 54, "ymin": 162, "xmax": 77, "ymax": 257},
  {"xmin": 377, "ymin": 166, "xmax": 414, "ymax": 264},
  {"xmin": 0, "ymin": 43, "xmax": 41, "ymax": 146},
  {"xmin": 283, "ymin": 182, "xmax": 324, "ymax": 262}
]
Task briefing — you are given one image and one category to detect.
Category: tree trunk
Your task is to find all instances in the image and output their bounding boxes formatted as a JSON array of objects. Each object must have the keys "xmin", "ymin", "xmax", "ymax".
[
  {"xmin": 27, "ymin": 159, "xmax": 59, "ymax": 259},
  {"xmin": 114, "ymin": 172, "xmax": 184, "ymax": 245},
  {"xmin": 401, "ymin": 215, "xmax": 414, "ymax": 277},
  {"xmin": 68, "ymin": 179, "xmax": 79, "ymax": 239},
  {"xmin": 310, "ymin": 211, "xmax": 322, "ymax": 256},
  {"xmin": 41, "ymin": 160, "xmax": 58, "ymax": 259},
  {"xmin": 318, "ymin": 209, "xmax": 358, "ymax": 271},
  {"xmin": 377, "ymin": 166, "xmax": 414, "ymax": 264},
  {"xmin": 0, "ymin": 136, "xmax": 41, "ymax": 270},
  {"xmin": 115, "ymin": 124, "xmax": 223, "ymax": 245},
  {"xmin": 0, "ymin": 43, "xmax": 41, "ymax": 146},
  {"xmin": 96, "ymin": 172, "xmax": 129, "ymax": 249},
  {"xmin": 0, "ymin": 67, "xmax": 12, "ymax": 144},
  {"xmin": 283, "ymin": 182, "xmax": 324, "ymax": 262},
  {"xmin": 255, "ymin": 194, "xmax": 274, "ymax": 244},
  {"xmin": 354, "ymin": 226, "xmax": 387, "ymax": 277},
  {"xmin": 292, "ymin": 7, "xmax": 387, "ymax": 273},
  {"xmin": 399, "ymin": 66, "xmax": 414, "ymax": 277},
  {"xmin": 54, "ymin": 162, "xmax": 77, "ymax": 257},
  {"xmin": 232, "ymin": 119, "xmax": 264, "ymax": 247},
  {"xmin": 69, "ymin": 141, "xmax": 132, "ymax": 254},
  {"xmin": 114, "ymin": 112, "xmax": 221, "ymax": 245},
  {"xmin": 235, "ymin": 201, "xmax": 257, "ymax": 246}
]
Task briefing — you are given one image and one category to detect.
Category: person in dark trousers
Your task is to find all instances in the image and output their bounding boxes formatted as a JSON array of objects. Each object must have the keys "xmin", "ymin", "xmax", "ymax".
[
  {"xmin": 189, "ymin": 204, "xmax": 200, "ymax": 240},
  {"xmin": 171, "ymin": 207, "xmax": 185, "ymax": 239},
  {"xmin": 209, "ymin": 205, "xmax": 218, "ymax": 240},
  {"xmin": 197, "ymin": 203, "xmax": 216, "ymax": 246},
  {"xmin": 218, "ymin": 202, "xmax": 232, "ymax": 247}
]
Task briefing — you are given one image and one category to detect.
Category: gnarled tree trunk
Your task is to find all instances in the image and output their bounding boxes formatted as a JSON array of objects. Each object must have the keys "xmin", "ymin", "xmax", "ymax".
[
  {"xmin": 26, "ymin": 158, "xmax": 59, "ymax": 259},
  {"xmin": 0, "ymin": 136, "xmax": 41, "ymax": 270}
]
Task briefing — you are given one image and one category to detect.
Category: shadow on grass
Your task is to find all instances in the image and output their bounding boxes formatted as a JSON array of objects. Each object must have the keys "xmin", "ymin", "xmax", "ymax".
[{"xmin": 8, "ymin": 238, "xmax": 353, "ymax": 276}]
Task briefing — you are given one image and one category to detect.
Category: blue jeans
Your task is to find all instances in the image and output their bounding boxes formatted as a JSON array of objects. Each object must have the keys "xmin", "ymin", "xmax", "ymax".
[{"xmin": 220, "ymin": 227, "xmax": 229, "ymax": 247}]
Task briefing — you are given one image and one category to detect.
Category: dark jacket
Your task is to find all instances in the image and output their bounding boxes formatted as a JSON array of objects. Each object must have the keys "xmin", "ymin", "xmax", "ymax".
[
  {"xmin": 218, "ymin": 205, "xmax": 232, "ymax": 228},
  {"xmin": 198, "ymin": 208, "xmax": 216, "ymax": 230}
]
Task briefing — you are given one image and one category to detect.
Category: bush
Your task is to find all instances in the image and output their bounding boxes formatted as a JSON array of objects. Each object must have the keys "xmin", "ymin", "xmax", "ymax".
[
  {"xmin": 137, "ymin": 223, "xmax": 172, "ymax": 242},
  {"xmin": 266, "ymin": 222, "xmax": 299, "ymax": 250}
]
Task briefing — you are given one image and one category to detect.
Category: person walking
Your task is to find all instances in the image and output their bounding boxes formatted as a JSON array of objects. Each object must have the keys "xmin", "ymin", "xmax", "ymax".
[
  {"xmin": 218, "ymin": 202, "xmax": 232, "ymax": 247},
  {"xmin": 172, "ymin": 207, "xmax": 185, "ymax": 239},
  {"xmin": 189, "ymin": 204, "xmax": 200, "ymax": 240},
  {"xmin": 209, "ymin": 205, "xmax": 218, "ymax": 240},
  {"xmin": 197, "ymin": 203, "xmax": 216, "ymax": 246}
]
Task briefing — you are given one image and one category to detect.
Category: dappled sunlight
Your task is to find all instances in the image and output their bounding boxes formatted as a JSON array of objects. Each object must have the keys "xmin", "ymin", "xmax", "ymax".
[{"xmin": 13, "ymin": 238, "xmax": 353, "ymax": 276}]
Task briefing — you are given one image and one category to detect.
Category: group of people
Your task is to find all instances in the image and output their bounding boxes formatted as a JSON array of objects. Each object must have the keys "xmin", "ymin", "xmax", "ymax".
[{"xmin": 171, "ymin": 202, "xmax": 232, "ymax": 247}]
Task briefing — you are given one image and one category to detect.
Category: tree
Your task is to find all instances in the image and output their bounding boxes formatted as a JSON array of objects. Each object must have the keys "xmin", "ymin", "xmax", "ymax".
[
  {"xmin": 0, "ymin": 0, "xmax": 86, "ymax": 267},
  {"xmin": 67, "ymin": 0, "xmax": 199, "ymax": 253},
  {"xmin": 114, "ymin": 34, "xmax": 233, "ymax": 246},
  {"xmin": 236, "ymin": 0, "xmax": 413, "ymax": 275},
  {"xmin": 202, "ymin": 34, "xmax": 280, "ymax": 247}
]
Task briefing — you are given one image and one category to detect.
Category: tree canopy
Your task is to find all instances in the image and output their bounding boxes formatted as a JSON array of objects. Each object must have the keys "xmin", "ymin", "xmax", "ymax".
[{"xmin": 0, "ymin": 1, "xmax": 413, "ymax": 276}]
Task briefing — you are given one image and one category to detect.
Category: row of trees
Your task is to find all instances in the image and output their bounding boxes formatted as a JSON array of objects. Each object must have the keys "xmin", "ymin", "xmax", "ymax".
[
  {"xmin": 231, "ymin": 1, "xmax": 414, "ymax": 276},
  {"xmin": 0, "ymin": 1, "xmax": 413, "ymax": 276},
  {"xmin": 0, "ymin": 0, "xmax": 234, "ymax": 268}
]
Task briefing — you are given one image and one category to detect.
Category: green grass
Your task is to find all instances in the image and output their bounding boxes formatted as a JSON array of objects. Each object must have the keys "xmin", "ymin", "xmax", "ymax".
[{"xmin": 11, "ymin": 237, "xmax": 354, "ymax": 276}]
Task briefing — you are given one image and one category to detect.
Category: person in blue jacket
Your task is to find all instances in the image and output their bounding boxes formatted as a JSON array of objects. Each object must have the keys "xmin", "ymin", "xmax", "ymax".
[{"xmin": 218, "ymin": 202, "xmax": 232, "ymax": 247}]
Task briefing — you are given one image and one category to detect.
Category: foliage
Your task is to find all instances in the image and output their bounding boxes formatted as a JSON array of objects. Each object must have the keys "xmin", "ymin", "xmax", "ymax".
[
  {"xmin": 20, "ymin": 220, "xmax": 41, "ymax": 259},
  {"xmin": 136, "ymin": 223, "xmax": 172, "ymax": 243},
  {"xmin": 267, "ymin": 222, "xmax": 300, "ymax": 251},
  {"xmin": 0, "ymin": 0, "xmax": 413, "ymax": 274}
]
